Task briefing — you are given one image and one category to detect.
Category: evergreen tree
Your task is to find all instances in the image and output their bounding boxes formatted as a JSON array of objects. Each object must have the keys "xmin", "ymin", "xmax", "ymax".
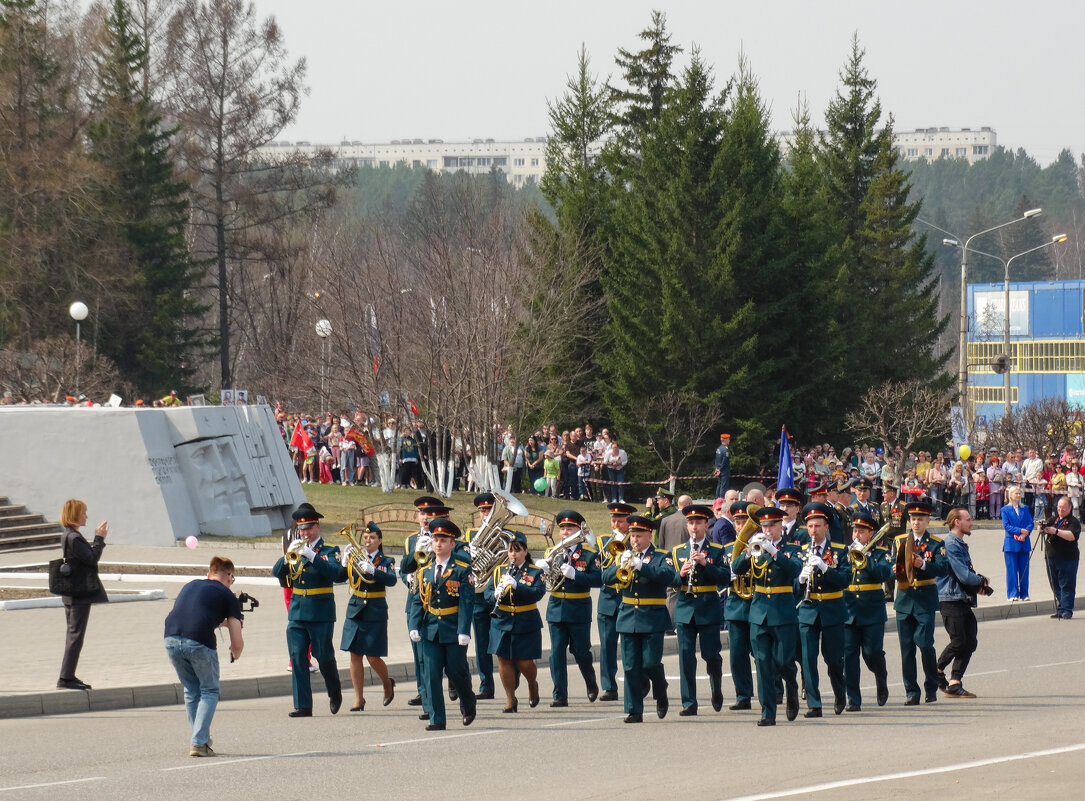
[{"xmin": 87, "ymin": 0, "xmax": 211, "ymax": 395}]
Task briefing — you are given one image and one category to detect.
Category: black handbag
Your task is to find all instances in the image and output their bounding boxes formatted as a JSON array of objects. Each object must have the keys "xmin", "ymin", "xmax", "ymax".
[{"xmin": 48, "ymin": 538, "xmax": 103, "ymax": 598}]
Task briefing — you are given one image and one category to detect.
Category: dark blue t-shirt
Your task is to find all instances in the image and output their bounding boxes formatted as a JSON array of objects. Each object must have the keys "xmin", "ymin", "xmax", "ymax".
[{"xmin": 164, "ymin": 579, "xmax": 242, "ymax": 650}]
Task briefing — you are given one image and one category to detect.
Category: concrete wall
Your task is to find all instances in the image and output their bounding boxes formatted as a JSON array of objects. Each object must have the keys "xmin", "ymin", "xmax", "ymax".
[{"xmin": 0, "ymin": 404, "xmax": 305, "ymax": 546}]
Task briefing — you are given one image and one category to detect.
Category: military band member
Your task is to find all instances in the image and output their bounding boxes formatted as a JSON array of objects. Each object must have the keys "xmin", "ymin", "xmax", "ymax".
[
  {"xmin": 271, "ymin": 503, "xmax": 343, "ymax": 718},
  {"xmin": 880, "ymin": 481, "xmax": 908, "ymax": 602},
  {"xmin": 538, "ymin": 509, "xmax": 602, "ymax": 705},
  {"xmin": 724, "ymin": 501, "xmax": 756, "ymax": 710},
  {"xmin": 601, "ymin": 515, "xmax": 677, "ymax": 723},
  {"xmin": 849, "ymin": 479, "xmax": 883, "ymax": 527},
  {"xmin": 809, "ymin": 483, "xmax": 845, "ymax": 545},
  {"xmin": 486, "ymin": 531, "xmax": 546, "ymax": 712},
  {"xmin": 669, "ymin": 504, "xmax": 730, "ymax": 715},
  {"xmin": 796, "ymin": 502, "xmax": 850, "ymax": 717},
  {"xmin": 731, "ymin": 505, "xmax": 802, "ymax": 726},
  {"xmin": 401, "ymin": 496, "xmax": 451, "ymax": 713},
  {"xmin": 464, "ymin": 492, "xmax": 498, "ymax": 699},
  {"xmin": 410, "ymin": 518, "xmax": 476, "ymax": 731},
  {"xmin": 777, "ymin": 488, "xmax": 807, "ymax": 546},
  {"xmin": 830, "ymin": 481, "xmax": 854, "ymax": 545},
  {"xmin": 842, "ymin": 511, "xmax": 892, "ymax": 710},
  {"xmin": 596, "ymin": 502, "xmax": 635, "ymax": 701},
  {"xmin": 894, "ymin": 500, "xmax": 949, "ymax": 705},
  {"xmin": 338, "ymin": 522, "xmax": 398, "ymax": 711}
]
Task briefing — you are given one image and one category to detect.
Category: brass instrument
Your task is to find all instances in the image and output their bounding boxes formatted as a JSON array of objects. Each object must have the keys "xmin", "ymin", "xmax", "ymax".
[
  {"xmin": 284, "ymin": 528, "xmax": 306, "ymax": 583},
  {"xmin": 337, "ymin": 523, "xmax": 377, "ymax": 589},
  {"xmin": 470, "ymin": 490, "xmax": 529, "ymax": 585},
  {"xmin": 543, "ymin": 527, "xmax": 589, "ymax": 592},
  {"xmin": 729, "ymin": 509, "xmax": 761, "ymax": 601},
  {"xmin": 614, "ymin": 549, "xmax": 635, "ymax": 589},
  {"xmin": 599, "ymin": 529, "xmax": 627, "ymax": 569},
  {"xmin": 413, "ymin": 532, "xmax": 435, "ymax": 571},
  {"xmin": 848, "ymin": 521, "xmax": 894, "ymax": 571}
]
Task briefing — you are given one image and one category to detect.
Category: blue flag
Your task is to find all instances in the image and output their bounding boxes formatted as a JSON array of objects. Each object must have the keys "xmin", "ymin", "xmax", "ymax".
[{"xmin": 777, "ymin": 426, "xmax": 794, "ymax": 490}]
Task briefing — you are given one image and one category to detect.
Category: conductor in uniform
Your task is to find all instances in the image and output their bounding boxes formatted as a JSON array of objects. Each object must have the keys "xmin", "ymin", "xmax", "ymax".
[
  {"xmin": 601, "ymin": 515, "xmax": 677, "ymax": 723},
  {"xmin": 272, "ymin": 503, "xmax": 343, "ymax": 717}
]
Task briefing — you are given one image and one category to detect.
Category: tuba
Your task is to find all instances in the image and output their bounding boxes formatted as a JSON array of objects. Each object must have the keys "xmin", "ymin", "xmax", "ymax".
[
  {"xmin": 729, "ymin": 508, "xmax": 761, "ymax": 601},
  {"xmin": 543, "ymin": 527, "xmax": 589, "ymax": 592},
  {"xmin": 470, "ymin": 490, "xmax": 529, "ymax": 585}
]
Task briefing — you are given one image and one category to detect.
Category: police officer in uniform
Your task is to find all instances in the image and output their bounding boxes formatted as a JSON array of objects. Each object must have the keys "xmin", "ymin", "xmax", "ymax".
[
  {"xmin": 668, "ymin": 504, "xmax": 730, "ymax": 715},
  {"xmin": 272, "ymin": 503, "xmax": 343, "ymax": 717},
  {"xmin": 538, "ymin": 509, "xmax": 602, "ymax": 706},
  {"xmin": 842, "ymin": 510, "xmax": 892, "ymax": 711},
  {"xmin": 601, "ymin": 515, "xmax": 677, "ymax": 723},
  {"xmin": 596, "ymin": 502, "xmax": 635, "ymax": 701},
  {"xmin": 795, "ymin": 502, "xmax": 850, "ymax": 717},
  {"xmin": 464, "ymin": 493, "xmax": 498, "ymax": 699},
  {"xmin": 410, "ymin": 518, "xmax": 477, "ymax": 731},
  {"xmin": 724, "ymin": 501, "xmax": 757, "ymax": 710},
  {"xmin": 731, "ymin": 505, "xmax": 802, "ymax": 726},
  {"xmin": 894, "ymin": 499, "xmax": 949, "ymax": 705}
]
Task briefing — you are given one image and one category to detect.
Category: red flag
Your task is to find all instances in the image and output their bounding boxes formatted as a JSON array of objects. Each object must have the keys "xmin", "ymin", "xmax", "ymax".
[{"xmin": 290, "ymin": 421, "xmax": 314, "ymax": 453}]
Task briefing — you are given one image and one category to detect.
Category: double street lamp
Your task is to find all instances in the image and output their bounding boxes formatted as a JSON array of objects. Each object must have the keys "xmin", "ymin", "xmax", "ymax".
[{"xmin": 942, "ymin": 233, "xmax": 1068, "ymax": 417}]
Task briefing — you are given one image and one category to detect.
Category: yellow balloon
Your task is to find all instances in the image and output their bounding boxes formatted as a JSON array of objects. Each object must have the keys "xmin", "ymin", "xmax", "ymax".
[{"xmin": 959, "ymin": 445, "xmax": 972, "ymax": 461}]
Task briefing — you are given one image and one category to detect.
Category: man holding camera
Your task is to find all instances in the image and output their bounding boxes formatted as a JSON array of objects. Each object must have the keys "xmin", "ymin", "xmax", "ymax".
[
  {"xmin": 1041, "ymin": 495, "xmax": 1080, "ymax": 620},
  {"xmin": 935, "ymin": 508, "xmax": 992, "ymax": 699}
]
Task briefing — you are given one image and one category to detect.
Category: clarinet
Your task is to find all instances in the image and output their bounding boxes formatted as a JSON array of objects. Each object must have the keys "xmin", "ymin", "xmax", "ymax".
[{"xmin": 685, "ymin": 541, "xmax": 700, "ymax": 597}]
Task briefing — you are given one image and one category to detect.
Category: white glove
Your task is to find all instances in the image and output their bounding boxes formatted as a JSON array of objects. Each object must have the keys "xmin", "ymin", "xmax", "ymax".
[
  {"xmin": 561, "ymin": 563, "xmax": 577, "ymax": 580},
  {"xmin": 409, "ymin": 630, "xmax": 421, "ymax": 642},
  {"xmin": 299, "ymin": 543, "xmax": 317, "ymax": 562},
  {"xmin": 809, "ymin": 555, "xmax": 827, "ymax": 573},
  {"xmin": 619, "ymin": 550, "xmax": 633, "ymax": 567},
  {"xmin": 289, "ymin": 538, "xmax": 305, "ymax": 553},
  {"xmin": 799, "ymin": 564, "xmax": 813, "ymax": 584},
  {"xmin": 761, "ymin": 540, "xmax": 778, "ymax": 557},
  {"xmin": 534, "ymin": 557, "xmax": 551, "ymax": 571},
  {"xmin": 457, "ymin": 634, "xmax": 471, "ymax": 647},
  {"xmin": 498, "ymin": 575, "xmax": 517, "ymax": 592},
  {"xmin": 468, "ymin": 542, "xmax": 478, "ymax": 558},
  {"xmin": 630, "ymin": 555, "xmax": 644, "ymax": 571},
  {"xmin": 339, "ymin": 545, "xmax": 353, "ymax": 567},
  {"xmin": 360, "ymin": 559, "xmax": 376, "ymax": 576},
  {"xmin": 848, "ymin": 541, "xmax": 863, "ymax": 553},
  {"xmin": 747, "ymin": 533, "xmax": 766, "ymax": 547},
  {"xmin": 416, "ymin": 534, "xmax": 433, "ymax": 551}
]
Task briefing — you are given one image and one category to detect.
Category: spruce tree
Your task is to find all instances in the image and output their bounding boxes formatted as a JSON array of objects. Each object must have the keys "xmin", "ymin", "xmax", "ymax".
[{"xmin": 87, "ymin": 0, "xmax": 211, "ymax": 396}]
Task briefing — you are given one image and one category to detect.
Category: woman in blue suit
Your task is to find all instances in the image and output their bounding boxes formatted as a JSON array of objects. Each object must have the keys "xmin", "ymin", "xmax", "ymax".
[
  {"xmin": 1001, "ymin": 485, "xmax": 1033, "ymax": 601},
  {"xmin": 485, "ymin": 531, "xmax": 546, "ymax": 712}
]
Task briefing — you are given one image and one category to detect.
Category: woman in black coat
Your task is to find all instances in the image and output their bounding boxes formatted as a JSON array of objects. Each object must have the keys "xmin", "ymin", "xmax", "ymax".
[{"xmin": 57, "ymin": 498, "xmax": 109, "ymax": 690}]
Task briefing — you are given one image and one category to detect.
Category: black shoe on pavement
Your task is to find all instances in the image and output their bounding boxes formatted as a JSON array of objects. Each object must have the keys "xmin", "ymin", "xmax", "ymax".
[
  {"xmin": 418, "ymin": 712, "xmax": 430, "ymax": 720},
  {"xmin": 936, "ymin": 670, "xmax": 949, "ymax": 692},
  {"xmin": 624, "ymin": 713, "xmax": 643, "ymax": 724},
  {"xmin": 56, "ymin": 678, "xmax": 92, "ymax": 691},
  {"xmin": 834, "ymin": 696, "xmax": 846, "ymax": 715},
  {"xmin": 462, "ymin": 707, "xmax": 476, "ymax": 726},
  {"xmin": 804, "ymin": 708, "xmax": 823, "ymax": 718},
  {"xmin": 586, "ymin": 677, "xmax": 599, "ymax": 703},
  {"xmin": 426, "ymin": 723, "xmax": 445, "ymax": 731},
  {"xmin": 550, "ymin": 699, "xmax": 568, "ymax": 708},
  {"xmin": 925, "ymin": 693, "xmax": 938, "ymax": 704},
  {"xmin": 599, "ymin": 690, "xmax": 619, "ymax": 701},
  {"xmin": 785, "ymin": 686, "xmax": 799, "ymax": 722},
  {"xmin": 904, "ymin": 697, "xmax": 919, "ymax": 706},
  {"xmin": 656, "ymin": 696, "xmax": 669, "ymax": 719},
  {"xmin": 877, "ymin": 684, "xmax": 889, "ymax": 706},
  {"xmin": 679, "ymin": 705, "xmax": 697, "ymax": 717},
  {"xmin": 845, "ymin": 704, "xmax": 862, "ymax": 712},
  {"xmin": 729, "ymin": 699, "xmax": 752, "ymax": 711},
  {"xmin": 408, "ymin": 695, "xmax": 423, "ymax": 706},
  {"xmin": 757, "ymin": 718, "xmax": 776, "ymax": 727},
  {"xmin": 449, "ymin": 685, "xmax": 458, "ymax": 702},
  {"xmin": 944, "ymin": 684, "xmax": 977, "ymax": 698},
  {"xmin": 476, "ymin": 690, "xmax": 495, "ymax": 700},
  {"xmin": 288, "ymin": 708, "xmax": 312, "ymax": 718},
  {"xmin": 329, "ymin": 690, "xmax": 342, "ymax": 715}
]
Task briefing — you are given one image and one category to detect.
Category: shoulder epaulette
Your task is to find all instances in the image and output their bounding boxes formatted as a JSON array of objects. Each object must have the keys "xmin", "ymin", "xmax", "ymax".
[
  {"xmin": 928, "ymin": 534, "xmax": 943, "ymax": 543},
  {"xmin": 454, "ymin": 558, "xmax": 471, "ymax": 568},
  {"xmin": 581, "ymin": 541, "xmax": 598, "ymax": 554},
  {"xmin": 895, "ymin": 532, "xmax": 909, "ymax": 543}
]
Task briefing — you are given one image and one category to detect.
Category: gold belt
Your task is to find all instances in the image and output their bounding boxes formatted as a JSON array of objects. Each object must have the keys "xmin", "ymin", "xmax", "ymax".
[
  {"xmin": 292, "ymin": 587, "xmax": 334, "ymax": 596},
  {"xmin": 497, "ymin": 602, "xmax": 538, "ymax": 613},
  {"xmin": 808, "ymin": 591, "xmax": 843, "ymax": 601},
  {"xmin": 899, "ymin": 579, "xmax": 937, "ymax": 589},
  {"xmin": 848, "ymin": 583, "xmax": 884, "ymax": 592},
  {"xmin": 351, "ymin": 589, "xmax": 385, "ymax": 599},
  {"xmin": 622, "ymin": 597, "xmax": 666, "ymax": 606},
  {"xmin": 550, "ymin": 592, "xmax": 590, "ymax": 600},
  {"xmin": 755, "ymin": 586, "xmax": 795, "ymax": 595},
  {"xmin": 686, "ymin": 586, "xmax": 719, "ymax": 593},
  {"xmin": 425, "ymin": 606, "xmax": 460, "ymax": 617}
]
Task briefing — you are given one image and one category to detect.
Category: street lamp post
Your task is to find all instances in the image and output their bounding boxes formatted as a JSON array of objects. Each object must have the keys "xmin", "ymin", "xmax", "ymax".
[
  {"xmin": 315, "ymin": 319, "xmax": 332, "ymax": 415},
  {"xmin": 69, "ymin": 301, "xmax": 88, "ymax": 396},
  {"xmin": 918, "ymin": 208, "xmax": 1042, "ymax": 424}
]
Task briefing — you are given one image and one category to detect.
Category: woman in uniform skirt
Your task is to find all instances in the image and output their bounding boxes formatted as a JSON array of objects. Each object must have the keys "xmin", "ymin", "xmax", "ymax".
[
  {"xmin": 338, "ymin": 523, "xmax": 398, "ymax": 711},
  {"xmin": 485, "ymin": 531, "xmax": 546, "ymax": 712}
]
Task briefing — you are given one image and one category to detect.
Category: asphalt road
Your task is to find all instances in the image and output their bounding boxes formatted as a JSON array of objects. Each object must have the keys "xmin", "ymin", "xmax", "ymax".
[{"xmin": 2, "ymin": 615, "xmax": 1082, "ymax": 801}]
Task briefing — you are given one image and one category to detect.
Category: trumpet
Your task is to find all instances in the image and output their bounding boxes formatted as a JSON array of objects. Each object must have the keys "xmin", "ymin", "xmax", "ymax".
[
  {"xmin": 413, "ymin": 532, "xmax": 435, "ymax": 571},
  {"xmin": 284, "ymin": 532, "xmax": 306, "ymax": 583},
  {"xmin": 614, "ymin": 548, "xmax": 635, "ymax": 588},
  {"xmin": 600, "ymin": 529, "xmax": 627, "ymax": 569}
]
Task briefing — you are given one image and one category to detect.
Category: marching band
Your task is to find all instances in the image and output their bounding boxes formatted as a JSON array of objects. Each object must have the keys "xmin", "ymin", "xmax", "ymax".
[{"xmin": 273, "ymin": 485, "xmax": 969, "ymax": 729}]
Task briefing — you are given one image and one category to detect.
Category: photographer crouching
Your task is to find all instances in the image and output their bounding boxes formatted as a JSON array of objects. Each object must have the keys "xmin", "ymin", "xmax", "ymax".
[
  {"xmin": 163, "ymin": 557, "xmax": 245, "ymax": 757},
  {"xmin": 1041, "ymin": 496, "xmax": 1080, "ymax": 620},
  {"xmin": 935, "ymin": 508, "xmax": 992, "ymax": 699}
]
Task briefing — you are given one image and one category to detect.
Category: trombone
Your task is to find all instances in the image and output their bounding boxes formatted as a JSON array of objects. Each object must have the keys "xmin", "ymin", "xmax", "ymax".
[{"xmin": 848, "ymin": 521, "xmax": 893, "ymax": 571}]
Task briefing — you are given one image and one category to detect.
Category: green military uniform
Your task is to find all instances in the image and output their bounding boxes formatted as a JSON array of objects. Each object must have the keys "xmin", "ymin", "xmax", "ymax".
[
  {"xmin": 644, "ymin": 488, "xmax": 677, "ymax": 529},
  {"xmin": 415, "ymin": 519, "xmax": 476, "ymax": 729},
  {"xmin": 795, "ymin": 503, "xmax": 851, "ymax": 717},
  {"xmin": 597, "ymin": 502, "xmax": 635, "ymax": 699},
  {"xmin": 880, "ymin": 487, "xmax": 908, "ymax": 601},
  {"xmin": 668, "ymin": 505, "xmax": 730, "ymax": 714},
  {"xmin": 893, "ymin": 501, "xmax": 949, "ymax": 704},
  {"xmin": 600, "ymin": 516, "xmax": 677, "ymax": 722},
  {"xmin": 464, "ymin": 492, "xmax": 497, "ymax": 698},
  {"xmin": 731, "ymin": 506, "xmax": 802, "ymax": 726},
  {"xmin": 843, "ymin": 511, "xmax": 893, "ymax": 710},
  {"xmin": 724, "ymin": 503, "xmax": 756, "ymax": 709},
  {"xmin": 271, "ymin": 504, "xmax": 343, "ymax": 716}
]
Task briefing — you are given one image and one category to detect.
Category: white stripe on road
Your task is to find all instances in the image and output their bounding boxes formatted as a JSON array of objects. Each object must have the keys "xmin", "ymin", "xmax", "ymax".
[
  {"xmin": 543, "ymin": 716, "xmax": 623, "ymax": 727},
  {"xmin": 1033, "ymin": 659, "xmax": 1085, "ymax": 668},
  {"xmin": 0, "ymin": 777, "xmax": 104, "ymax": 792},
  {"xmin": 717, "ymin": 742, "xmax": 1085, "ymax": 801},
  {"xmin": 371, "ymin": 729, "xmax": 501, "ymax": 747},
  {"xmin": 160, "ymin": 751, "xmax": 318, "ymax": 771}
]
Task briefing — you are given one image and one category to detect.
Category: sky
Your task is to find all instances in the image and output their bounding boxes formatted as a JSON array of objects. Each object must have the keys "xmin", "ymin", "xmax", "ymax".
[{"xmin": 251, "ymin": 0, "xmax": 1080, "ymax": 167}]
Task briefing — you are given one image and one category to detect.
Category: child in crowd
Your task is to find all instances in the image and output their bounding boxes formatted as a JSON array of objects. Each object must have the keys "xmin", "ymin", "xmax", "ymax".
[
  {"xmin": 543, "ymin": 448, "xmax": 560, "ymax": 498},
  {"xmin": 974, "ymin": 469, "xmax": 989, "ymax": 520}
]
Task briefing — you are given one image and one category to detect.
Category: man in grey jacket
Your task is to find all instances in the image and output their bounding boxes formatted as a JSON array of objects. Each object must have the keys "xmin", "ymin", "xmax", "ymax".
[{"xmin": 935, "ymin": 508, "xmax": 992, "ymax": 699}]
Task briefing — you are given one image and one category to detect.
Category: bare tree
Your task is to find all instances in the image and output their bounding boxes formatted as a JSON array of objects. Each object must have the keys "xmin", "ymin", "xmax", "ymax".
[
  {"xmin": 632, "ymin": 390, "xmax": 721, "ymax": 491},
  {"xmin": 845, "ymin": 379, "xmax": 951, "ymax": 483},
  {"xmin": 986, "ymin": 397, "xmax": 1082, "ymax": 457},
  {"xmin": 0, "ymin": 335, "xmax": 128, "ymax": 402}
]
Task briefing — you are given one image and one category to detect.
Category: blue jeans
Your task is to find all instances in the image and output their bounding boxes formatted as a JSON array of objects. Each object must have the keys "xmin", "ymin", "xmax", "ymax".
[{"xmin": 164, "ymin": 636, "xmax": 220, "ymax": 746}]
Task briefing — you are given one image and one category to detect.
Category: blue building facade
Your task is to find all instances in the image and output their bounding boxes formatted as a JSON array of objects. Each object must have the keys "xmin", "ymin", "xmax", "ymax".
[{"xmin": 967, "ymin": 279, "xmax": 1085, "ymax": 426}]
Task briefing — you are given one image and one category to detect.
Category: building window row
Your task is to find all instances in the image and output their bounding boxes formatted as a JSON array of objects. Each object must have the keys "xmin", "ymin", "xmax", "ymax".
[
  {"xmin": 969, "ymin": 339, "xmax": 1085, "ymax": 374},
  {"xmin": 969, "ymin": 385, "xmax": 1018, "ymax": 404}
]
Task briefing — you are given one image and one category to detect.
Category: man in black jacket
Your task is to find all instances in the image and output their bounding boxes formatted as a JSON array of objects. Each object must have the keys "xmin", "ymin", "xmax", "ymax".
[{"xmin": 1042, "ymin": 495, "xmax": 1081, "ymax": 620}]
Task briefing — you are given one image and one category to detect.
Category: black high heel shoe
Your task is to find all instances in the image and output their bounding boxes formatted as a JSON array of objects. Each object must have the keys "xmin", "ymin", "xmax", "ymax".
[
  {"xmin": 502, "ymin": 699, "xmax": 519, "ymax": 714},
  {"xmin": 383, "ymin": 678, "xmax": 396, "ymax": 707},
  {"xmin": 350, "ymin": 699, "xmax": 366, "ymax": 712},
  {"xmin": 528, "ymin": 680, "xmax": 540, "ymax": 708}
]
